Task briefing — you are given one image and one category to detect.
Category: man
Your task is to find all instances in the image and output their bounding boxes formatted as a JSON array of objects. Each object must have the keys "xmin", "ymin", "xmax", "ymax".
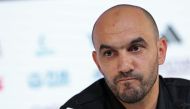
[{"xmin": 60, "ymin": 4, "xmax": 190, "ymax": 109}]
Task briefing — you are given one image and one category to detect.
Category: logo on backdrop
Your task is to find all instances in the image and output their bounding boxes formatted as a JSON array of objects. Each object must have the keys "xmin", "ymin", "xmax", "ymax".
[
  {"xmin": 28, "ymin": 70, "xmax": 69, "ymax": 89},
  {"xmin": 93, "ymin": 70, "xmax": 103, "ymax": 80},
  {"xmin": 0, "ymin": 76, "xmax": 3, "ymax": 91},
  {"xmin": 36, "ymin": 35, "xmax": 54, "ymax": 57},
  {"xmin": 162, "ymin": 25, "xmax": 182, "ymax": 44}
]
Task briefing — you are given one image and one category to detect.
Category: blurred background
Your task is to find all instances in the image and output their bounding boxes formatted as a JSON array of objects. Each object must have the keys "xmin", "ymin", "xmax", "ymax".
[{"xmin": 0, "ymin": 0, "xmax": 190, "ymax": 109}]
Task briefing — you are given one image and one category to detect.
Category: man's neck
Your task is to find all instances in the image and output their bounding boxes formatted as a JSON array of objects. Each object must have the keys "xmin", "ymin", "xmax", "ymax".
[{"xmin": 121, "ymin": 76, "xmax": 159, "ymax": 109}]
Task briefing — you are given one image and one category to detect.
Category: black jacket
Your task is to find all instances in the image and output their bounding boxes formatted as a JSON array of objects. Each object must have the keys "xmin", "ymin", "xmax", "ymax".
[{"xmin": 60, "ymin": 76, "xmax": 190, "ymax": 109}]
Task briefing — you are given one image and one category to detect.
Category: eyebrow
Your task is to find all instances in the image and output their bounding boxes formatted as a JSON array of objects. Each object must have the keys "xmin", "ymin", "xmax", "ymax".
[
  {"xmin": 99, "ymin": 37, "xmax": 147, "ymax": 52},
  {"xmin": 99, "ymin": 44, "xmax": 112, "ymax": 52},
  {"xmin": 130, "ymin": 37, "xmax": 147, "ymax": 45}
]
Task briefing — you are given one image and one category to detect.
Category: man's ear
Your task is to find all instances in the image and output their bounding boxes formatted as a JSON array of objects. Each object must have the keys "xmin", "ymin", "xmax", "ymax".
[
  {"xmin": 158, "ymin": 37, "xmax": 167, "ymax": 65},
  {"xmin": 92, "ymin": 51, "xmax": 102, "ymax": 73}
]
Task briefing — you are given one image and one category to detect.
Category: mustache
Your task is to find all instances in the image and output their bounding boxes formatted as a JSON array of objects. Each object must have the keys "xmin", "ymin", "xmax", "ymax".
[{"xmin": 113, "ymin": 70, "xmax": 143, "ymax": 84}]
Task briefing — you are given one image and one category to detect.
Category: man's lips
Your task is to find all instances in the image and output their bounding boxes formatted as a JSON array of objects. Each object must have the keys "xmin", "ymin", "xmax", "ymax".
[{"xmin": 116, "ymin": 77, "xmax": 137, "ymax": 83}]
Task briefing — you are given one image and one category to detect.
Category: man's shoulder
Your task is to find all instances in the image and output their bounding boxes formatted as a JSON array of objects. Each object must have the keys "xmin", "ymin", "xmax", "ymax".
[
  {"xmin": 162, "ymin": 77, "xmax": 190, "ymax": 106},
  {"xmin": 60, "ymin": 78, "xmax": 106, "ymax": 109},
  {"xmin": 163, "ymin": 77, "xmax": 190, "ymax": 87}
]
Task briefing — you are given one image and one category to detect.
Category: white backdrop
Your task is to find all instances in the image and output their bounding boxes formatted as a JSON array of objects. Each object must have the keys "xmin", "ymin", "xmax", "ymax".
[{"xmin": 0, "ymin": 0, "xmax": 190, "ymax": 109}]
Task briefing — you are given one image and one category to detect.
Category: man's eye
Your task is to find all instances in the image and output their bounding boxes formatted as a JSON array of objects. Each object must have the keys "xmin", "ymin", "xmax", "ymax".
[
  {"xmin": 103, "ymin": 50, "xmax": 113, "ymax": 57},
  {"xmin": 129, "ymin": 45, "xmax": 142, "ymax": 52}
]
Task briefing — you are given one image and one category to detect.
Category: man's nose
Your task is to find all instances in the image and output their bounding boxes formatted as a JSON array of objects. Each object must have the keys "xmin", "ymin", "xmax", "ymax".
[{"xmin": 117, "ymin": 53, "xmax": 134, "ymax": 73}]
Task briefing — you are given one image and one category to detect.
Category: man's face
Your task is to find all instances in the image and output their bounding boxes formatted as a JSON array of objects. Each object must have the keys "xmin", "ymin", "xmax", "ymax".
[{"xmin": 92, "ymin": 8, "xmax": 166, "ymax": 103}]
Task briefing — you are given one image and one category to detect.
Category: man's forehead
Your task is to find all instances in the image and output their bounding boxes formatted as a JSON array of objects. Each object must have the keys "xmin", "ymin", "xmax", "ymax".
[
  {"xmin": 93, "ymin": 26, "xmax": 150, "ymax": 48},
  {"xmin": 92, "ymin": 6, "xmax": 152, "ymax": 43},
  {"xmin": 92, "ymin": 4, "xmax": 158, "ymax": 49},
  {"xmin": 94, "ymin": 7, "xmax": 145, "ymax": 34}
]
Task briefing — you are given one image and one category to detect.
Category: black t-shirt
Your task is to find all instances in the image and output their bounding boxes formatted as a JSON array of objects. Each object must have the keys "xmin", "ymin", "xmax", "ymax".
[
  {"xmin": 102, "ymin": 80, "xmax": 125, "ymax": 109},
  {"xmin": 61, "ymin": 76, "xmax": 190, "ymax": 109}
]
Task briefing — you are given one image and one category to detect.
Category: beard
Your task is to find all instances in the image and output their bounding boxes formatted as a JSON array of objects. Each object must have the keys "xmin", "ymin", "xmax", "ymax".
[{"xmin": 105, "ymin": 66, "xmax": 158, "ymax": 103}]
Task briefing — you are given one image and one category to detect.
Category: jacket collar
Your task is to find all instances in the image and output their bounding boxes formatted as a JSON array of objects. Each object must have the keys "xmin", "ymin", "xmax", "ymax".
[{"xmin": 157, "ymin": 75, "xmax": 190, "ymax": 109}]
